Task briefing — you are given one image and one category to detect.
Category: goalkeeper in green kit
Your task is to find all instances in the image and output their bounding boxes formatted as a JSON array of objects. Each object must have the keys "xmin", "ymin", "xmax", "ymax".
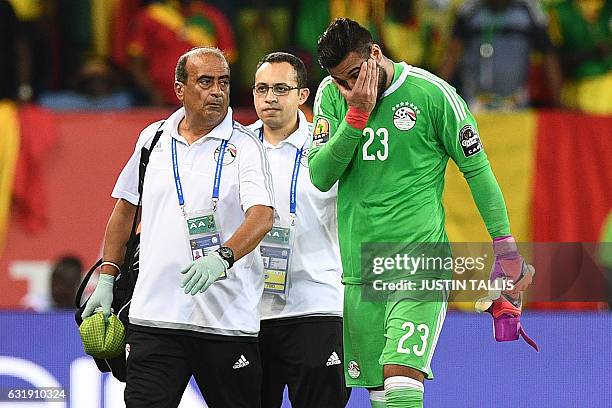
[{"xmin": 309, "ymin": 18, "xmax": 537, "ymax": 408}]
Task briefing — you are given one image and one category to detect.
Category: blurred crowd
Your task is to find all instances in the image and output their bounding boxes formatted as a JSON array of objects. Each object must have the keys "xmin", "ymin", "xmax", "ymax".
[{"xmin": 0, "ymin": 0, "xmax": 610, "ymax": 114}]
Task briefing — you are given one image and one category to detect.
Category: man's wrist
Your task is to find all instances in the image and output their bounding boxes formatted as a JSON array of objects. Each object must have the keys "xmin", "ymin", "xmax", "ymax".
[
  {"xmin": 215, "ymin": 247, "xmax": 234, "ymax": 269},
  {"xmin": 345, "ymin": 106, "xmax": 370, "ymax": 130},
  {"xmin": 492, "ymin": 235, "xmax": 518, "ymax": 257},
  {"xmin": 98, "ymin": 273, "xmax": 115, "ymax": 285}
]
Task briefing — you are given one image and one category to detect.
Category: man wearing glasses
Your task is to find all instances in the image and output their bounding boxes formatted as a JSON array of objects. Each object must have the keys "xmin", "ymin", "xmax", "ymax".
[{"xmin": 248, "ymin": 52, "xmax": 349, "ymax": 408}]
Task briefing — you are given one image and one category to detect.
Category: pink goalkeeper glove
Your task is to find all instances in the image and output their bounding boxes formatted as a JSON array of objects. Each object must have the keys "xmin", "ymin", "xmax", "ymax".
[{"xmin": 475, "ymin": 235, "xmax": 539, "ymax": 351}]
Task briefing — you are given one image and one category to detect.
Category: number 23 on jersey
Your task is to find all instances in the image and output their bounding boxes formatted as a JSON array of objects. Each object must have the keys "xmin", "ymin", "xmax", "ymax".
[{"xmin": 362, "ymin": 127, "xmax": 389, "ymax": 161}]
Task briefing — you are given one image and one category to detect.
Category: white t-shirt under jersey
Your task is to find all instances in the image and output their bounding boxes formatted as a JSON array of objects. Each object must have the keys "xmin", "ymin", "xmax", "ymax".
[{"xmin": 249, "ymin": 109, "xmax": 343, "ymax": 320}]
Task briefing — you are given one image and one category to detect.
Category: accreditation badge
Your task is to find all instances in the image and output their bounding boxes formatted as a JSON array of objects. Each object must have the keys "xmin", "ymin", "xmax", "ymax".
[
  {"xmin": 184, "ymin": 210, "xmax": 226, "ymax": 280},
  {"xmin": 261, "ymin": 225, "xmax": 295, "ymax": 296}
]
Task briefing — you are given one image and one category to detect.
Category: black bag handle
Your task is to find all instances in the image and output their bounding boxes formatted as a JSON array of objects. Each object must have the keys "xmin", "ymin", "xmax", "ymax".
[
  {"xmin": 75, "ymin": 122, "xmax": 165, "ymax": 308},
  {"xmin": 75, "ymin": 259, "xmax": 102, "ymax": 308}
]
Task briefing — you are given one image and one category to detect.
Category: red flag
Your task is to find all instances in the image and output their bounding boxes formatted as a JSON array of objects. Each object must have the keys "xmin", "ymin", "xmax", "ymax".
[{"xmin": 13, "ymin": 105, "xmax": 59, "ymax": 232}]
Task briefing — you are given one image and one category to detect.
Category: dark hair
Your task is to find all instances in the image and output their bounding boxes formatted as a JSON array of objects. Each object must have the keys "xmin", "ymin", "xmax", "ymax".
[
  {"xmin": 317, "ymin": 18, "xmax": 373, "ymax": 70},
  {"xmin": 175, "ymin": 47, "xmax": 228, "ymax": 83},
  {"xmin": 256, "ymin": 52, "xmax": 308, "ymax": 88}
]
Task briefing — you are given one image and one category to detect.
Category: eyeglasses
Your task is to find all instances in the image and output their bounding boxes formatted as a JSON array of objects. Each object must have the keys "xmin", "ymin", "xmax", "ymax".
[{"xmin": 252, "ymin": 84, "xmax": 300, "ymax": 96}]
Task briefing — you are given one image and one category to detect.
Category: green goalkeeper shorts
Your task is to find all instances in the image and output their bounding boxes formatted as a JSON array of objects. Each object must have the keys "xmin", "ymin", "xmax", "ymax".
[{"xmin": 343, "ymin": 284, "xmax": 448, "ymax": 388}]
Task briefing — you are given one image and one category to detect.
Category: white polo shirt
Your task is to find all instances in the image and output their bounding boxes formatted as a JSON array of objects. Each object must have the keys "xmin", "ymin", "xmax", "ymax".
[
  {"xmin": 249, "ymin": 110, "xmax": 343, "ymax": 320},
  {"xmin": 112, "ymin": 107, "xmax": 275, "ymax": 337}
]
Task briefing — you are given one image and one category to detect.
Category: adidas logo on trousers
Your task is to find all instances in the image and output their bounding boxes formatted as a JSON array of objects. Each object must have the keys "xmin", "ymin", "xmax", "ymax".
[
  {"xmin": 233, "ymin": 355, "xmax": 250, "ymax": 369},
  {"xmin": 326, "ymin": 352, "xmax": 341, "ymax": 366}
]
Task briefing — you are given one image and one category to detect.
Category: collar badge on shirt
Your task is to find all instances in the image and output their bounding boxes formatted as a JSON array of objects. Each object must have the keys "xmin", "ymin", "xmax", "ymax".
[
  {"xmin": 392, "ymin": 101, "xmax": 420, "ymax": 131},
  {"xmin": 214, "ymin": 143, "xmax": 237, "ymax": 165}
]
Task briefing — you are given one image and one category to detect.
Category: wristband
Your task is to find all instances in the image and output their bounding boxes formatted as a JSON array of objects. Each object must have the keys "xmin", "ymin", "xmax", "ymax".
[
  {"xmin": 345, "ymin": 106, "xmax": 370, "ymax": 130},
  {"xmin": 101, "ymin": 261, "xmax": 121, "ymax": 273},
  {"xmin": 492, "ymin": 235, "xmax": 518, "ymax": 257}
]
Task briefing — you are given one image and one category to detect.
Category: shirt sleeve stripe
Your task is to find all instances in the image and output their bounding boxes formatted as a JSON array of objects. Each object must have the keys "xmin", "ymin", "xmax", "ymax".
[
  {"xmin": 409, "ymin": 68, "xmax": 467, "ymax": 122},
  {"xmin": 413, "ymin": 67, "xmax": 467, "ymax": 120},
  {"xmin": 410, "ymin": 71, "xmax": 460, "ymax": 122},
  {"xmin": 424, "ymin": 67, "xmax": 468, "ymax": 120},
  {"xmin": 409, "ymin": 71, "xmax": 461, "ymax": 122},
  {"xmin": 233, "ymin": 124, "xmax": 276, "ymax": 206},
  {"xmin": 313, "ymin": 76, "xmax": 334, "ymax": 117}
]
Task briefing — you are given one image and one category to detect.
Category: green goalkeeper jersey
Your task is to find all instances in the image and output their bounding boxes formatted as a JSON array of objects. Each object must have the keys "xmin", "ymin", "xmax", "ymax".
[{"xmin": 309, "ymin": 62, "xmax": 503, "ymax": 284}]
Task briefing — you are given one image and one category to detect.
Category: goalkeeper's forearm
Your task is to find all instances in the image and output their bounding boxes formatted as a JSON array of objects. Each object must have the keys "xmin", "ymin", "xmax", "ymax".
[
  {"xmin": 464, "ymin": 162, "xmax": 511, "ymax": 239},
  {"xmin": 308, "ymin": 120, "xmax": 362, "ymax": 192},
  {"xmin": 101, "ymin": 198, "xmax": 138, "ymax": 276}
]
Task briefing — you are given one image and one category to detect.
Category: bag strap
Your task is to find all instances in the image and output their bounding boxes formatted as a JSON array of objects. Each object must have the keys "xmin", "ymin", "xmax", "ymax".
[
  {"xmin": 75, "ymin": 121, "xmax": 165, "ymax": 308},
  {"xmin": 124, "ymin": 121, "xmax": 165, "ymax": 284},
  {"xmin": 75, "ymin": 258, "xmax": 102, "ymax": 307},
  {"xmin": 138, "ymin": 121, "xmax": 165, "ymax": 196}
]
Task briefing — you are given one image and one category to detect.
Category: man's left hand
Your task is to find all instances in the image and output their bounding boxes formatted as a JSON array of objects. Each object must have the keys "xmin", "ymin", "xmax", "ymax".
[
  {"xmin": 180, "ymin": 253, "xmax": 228, "ymax": 295},
  {"xmin": 476, "ymin": 235, "xmax": 538, "ymax": 351}
]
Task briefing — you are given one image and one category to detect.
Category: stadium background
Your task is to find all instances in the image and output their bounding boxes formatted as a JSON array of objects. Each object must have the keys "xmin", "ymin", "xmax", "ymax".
[{"xmin": 1, "ymin": 0, "xmax": 611, "ymax": 407}]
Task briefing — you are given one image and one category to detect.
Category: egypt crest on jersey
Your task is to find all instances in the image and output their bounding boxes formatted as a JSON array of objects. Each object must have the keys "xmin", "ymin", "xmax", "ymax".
[{"xmin": 392, "ymin": 102, "xmax": 421, "ymax": 131}]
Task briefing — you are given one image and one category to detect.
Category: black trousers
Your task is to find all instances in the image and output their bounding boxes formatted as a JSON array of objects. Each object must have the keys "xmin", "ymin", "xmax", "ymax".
[
  {"xmin": 259, "ymin": 316, "xmax": 350, "ymax": 408},
  {"xmin": 125, "ymin": 326, "xmax": 261, "ymax": 408}
]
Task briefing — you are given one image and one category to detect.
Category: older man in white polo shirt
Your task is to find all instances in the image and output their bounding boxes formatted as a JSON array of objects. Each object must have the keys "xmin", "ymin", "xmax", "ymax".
[
  {"xmin": 248, "ymin": 52, "xmax": 348, "ymax": 408},
  {"xmin": 83, "ymin": 47, "xmax": 275, "ymax": 407}
]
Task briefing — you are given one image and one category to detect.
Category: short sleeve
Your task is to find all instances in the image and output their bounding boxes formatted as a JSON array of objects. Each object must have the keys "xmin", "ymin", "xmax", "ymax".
[
  {"xmin": 237, "ymin": 131, "xmax": 276, "ymax": 213},
  {"xmin": 111, "ymin": 149, "xmax": 141, "ymax": 205}
]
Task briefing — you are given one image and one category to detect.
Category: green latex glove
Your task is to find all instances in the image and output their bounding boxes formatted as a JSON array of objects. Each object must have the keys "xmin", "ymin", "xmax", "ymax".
[
  {"xmin": 180, "ymin": 252, "xmax": 228, "ymax": 295},
  {"xmin": 81, "ymin": 273, "xmax": 114, "ymax": 321}
]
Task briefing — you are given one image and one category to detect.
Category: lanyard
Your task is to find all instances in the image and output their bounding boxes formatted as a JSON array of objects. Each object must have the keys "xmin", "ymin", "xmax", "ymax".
[
  {"xmin": 171, "ymin": 137, "xmax": 228, "ymax": 214},
  {"xmin": 259, "ymin": 128, "xmax": 303, "ymax": 222},
  {"xmin": 481, "ymin": 12, "xmax": 503, "ymax": 43}
]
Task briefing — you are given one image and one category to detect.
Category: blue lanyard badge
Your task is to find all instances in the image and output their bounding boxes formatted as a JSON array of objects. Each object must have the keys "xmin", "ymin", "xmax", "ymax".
[
  {"xmin": 289, "ymin": 147, "xmax": 302, "ymax": 221},
  {"xmin": 259, "ymin": 128, "xmax": 302, "ymax": 221},
  {"xmin": 171, "ymin": 137, "xmax": 228, "ymax": 213},
  {"xmin": 212, "ymin": 139, "xmax": 229, "ymax": 208}
]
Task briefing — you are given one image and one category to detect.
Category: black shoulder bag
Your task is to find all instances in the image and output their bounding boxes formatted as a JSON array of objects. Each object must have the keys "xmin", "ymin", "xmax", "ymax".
[{"xmin": 74, "ymin": 122, "xmax": 164, "ymax": 382}]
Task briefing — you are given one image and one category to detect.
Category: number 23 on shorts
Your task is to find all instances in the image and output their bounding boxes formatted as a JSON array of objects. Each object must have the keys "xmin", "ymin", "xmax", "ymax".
[{"xmin": 396, "ymin": 321, "xmax": 430, "ymax": 357}]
